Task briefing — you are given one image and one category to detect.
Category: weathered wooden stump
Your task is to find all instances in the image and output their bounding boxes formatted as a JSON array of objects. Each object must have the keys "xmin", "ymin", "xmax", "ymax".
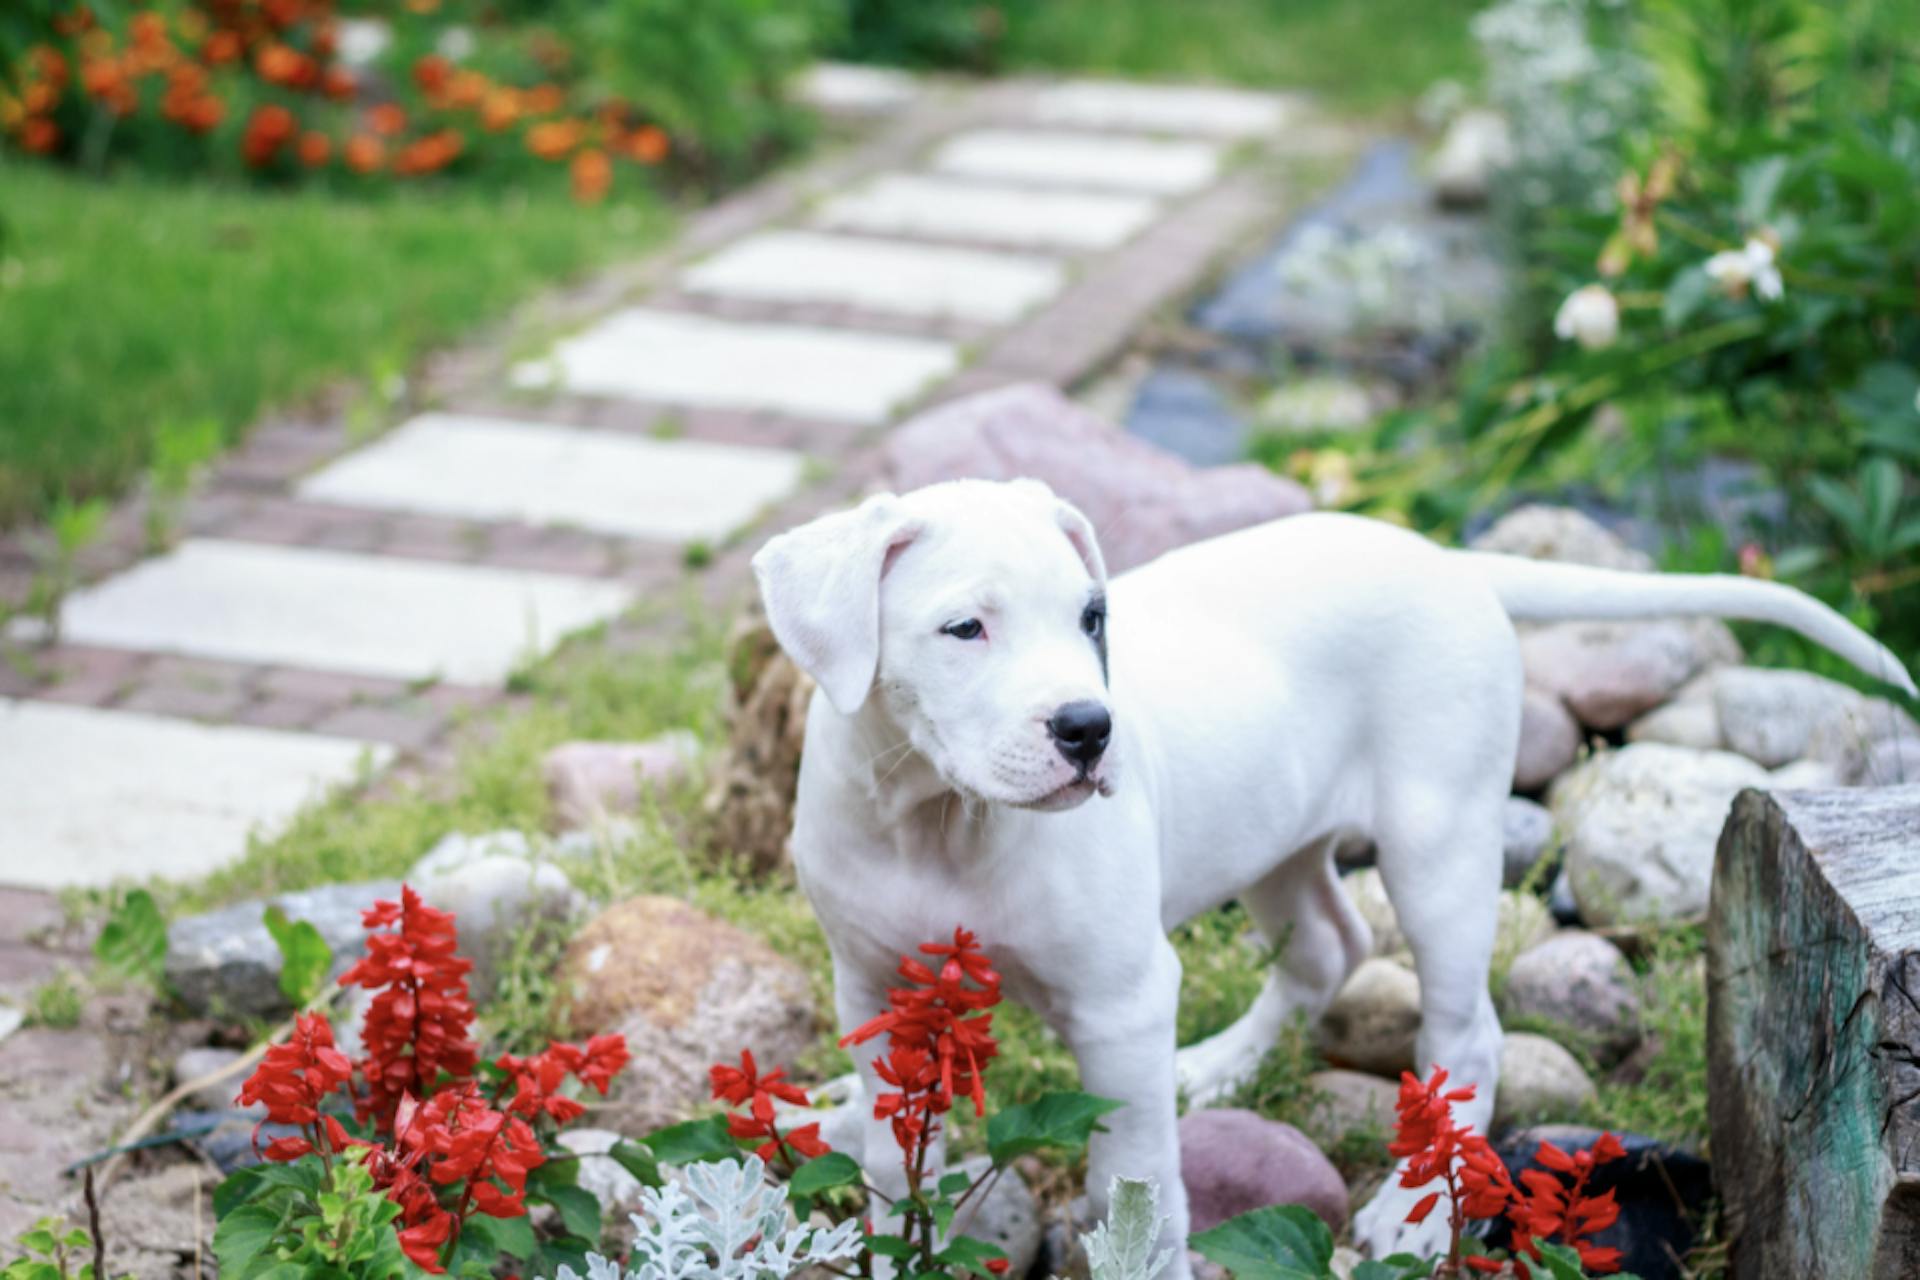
[{"xmin": 1708, "ymin": 785, "xmax": 1920, "ymax": 1279}]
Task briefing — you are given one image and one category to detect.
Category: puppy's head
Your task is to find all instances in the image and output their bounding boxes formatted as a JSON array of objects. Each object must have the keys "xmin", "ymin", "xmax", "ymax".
[{"xmin": 752, "ymin": 479, "xmax": 1114, "ymax": 811}]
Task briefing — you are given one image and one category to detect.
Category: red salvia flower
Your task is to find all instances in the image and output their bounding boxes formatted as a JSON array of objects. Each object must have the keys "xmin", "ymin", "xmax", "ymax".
[
  {"xmin": 708, "ymin": 1049, "xmax": 829, "ymax": 1166},
  {"xmin": 235, "ymin": 1012, "xmax": 356, "ymax": 1161},
  {"xmin": 841, "ymin": 927, "xmax": 1002, "ymax": 1196},
  {"xmin": 339, "ymin": 885, "xmax": 479, "ymax": 1132}
]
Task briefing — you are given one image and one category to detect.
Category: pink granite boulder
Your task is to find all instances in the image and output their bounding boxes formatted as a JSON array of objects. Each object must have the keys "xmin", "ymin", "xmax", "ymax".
[
  {"xmin": 1179, "ymin": 1108, "xmax": 1349, "ymax": 1234},
  {"xmin": 885, "ymin": 383, "xmax": 1312, "ymax": 573}
]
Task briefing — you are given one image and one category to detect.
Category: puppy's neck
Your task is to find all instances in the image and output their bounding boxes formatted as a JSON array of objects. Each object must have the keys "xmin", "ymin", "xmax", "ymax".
[{"xmin": 841, "ymin": 697, "xmax": 962, "ymax": 830}]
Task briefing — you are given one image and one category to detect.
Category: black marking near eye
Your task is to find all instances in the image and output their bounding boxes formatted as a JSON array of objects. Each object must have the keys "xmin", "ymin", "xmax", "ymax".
[
  {"xmin": 942, "ymin": 618, "xmax": 985, "ymax": 641},
  {"xmin": 1082, "ymin": 594, "xmax": 1109, "ymax": 684}
]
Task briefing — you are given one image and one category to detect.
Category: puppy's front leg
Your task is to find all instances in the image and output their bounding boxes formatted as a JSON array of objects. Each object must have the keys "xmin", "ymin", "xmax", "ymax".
[{"xmin": 1063, "ymin": 942, "xmax": 1191, "ymax": 1280}]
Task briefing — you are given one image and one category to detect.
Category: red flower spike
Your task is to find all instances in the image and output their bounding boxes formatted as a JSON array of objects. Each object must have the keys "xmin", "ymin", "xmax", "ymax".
[{"xmin": 340, "ymin": 885, "xmax": 479, "ymax": 1133}]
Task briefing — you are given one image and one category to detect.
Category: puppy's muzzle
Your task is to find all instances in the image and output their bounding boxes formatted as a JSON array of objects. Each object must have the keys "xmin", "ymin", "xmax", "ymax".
[{"xmin": 1047, "ymin": 700, "xmax": 1112, "ymax": 772}]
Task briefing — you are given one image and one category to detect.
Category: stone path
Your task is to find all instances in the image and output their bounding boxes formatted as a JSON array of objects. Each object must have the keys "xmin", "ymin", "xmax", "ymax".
[{"xmin": 0, "ymin": 68, "xmax": 1327, "ymax": 889}]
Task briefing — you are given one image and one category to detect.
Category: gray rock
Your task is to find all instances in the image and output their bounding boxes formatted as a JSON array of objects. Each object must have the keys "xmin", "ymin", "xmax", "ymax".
[
  {"xmin": 953, "ymin": 1155, "xmax": 1042, "ymax": 1279},
  {"xmin": 1502, "ymin": 796, "xmax": 1555, "ymax": 887},
  {"xmin": 1714, "ymin": 666, "xmax": 1918, "ymax": 774},
  {"xmin": 1515, "ymin": 686, "xmax": 1582, "ymax": 790},
  {"xmin": 1549, "ymin": 743, "xmax": 1769, "ymax": 926},
  {"xmin": 1859, "ymin": 735, "xmax": 1920, "ymax": 787},
  {"xmin": 166, "ymin": 879, "xmax": 401, "ymax": 1018},
  {"xmin": 1495, "ymin": 892, "xmax": 1557, "ymax": 974},
  {"xmin": 1178, "ymin": 1109, "xmax": 1349, "ymax": 1233},
  {"xmin": 544, "ymin": 733, "xmax": 701, "ymax": 832},
  {"xmin": 408, "ymin": 833, "xmax": 583, "ymax": 998},
  {"xmin": 1500, "ymin": 931, "xmax": 1640, "ymax": 1067},
  {"xmin": 1124, "ymin": 366, "xmax": 1250, "ymax": 467},
  {"xmin": 886, "ymin": 383, "xmax": 1310, "ymax": 575},
  {"xmin": 1469, "ymin": 505, "xmax": 1651, "ymax": 571},
  {"xmin": 1340, "ymin": 869, "xmax": 1403, "ymax": 960},
  {"xmin": 1768, "ymin": 758, "xmax": 1846, "ymax": 790},
  {"xmin": 559, "ymin": 896, "xmax": 816, "ymax": 1134},
  {"xmin": 1303, "ymin": 1070, "xmax": 1400, "ymax": 1148},
  {"xmin": 1548, "ymin": 867, "xmax": 1580, "ymax": 925},
  {"xmin": 558, "ymin": 1128, "xmax": 647, "ymax": 1221},
  {"xmin": 172, "ymin": 1046, "xmax": 252, "ymax": 1114},
  {"xmin": 1626, "ymin": 692, "xmax": 1724, "ymax": 752},
  {"xmin": 1520, "ymin": 618, "xmax": 1740, "ymax": 731},
  {"xmin": 1494, "ymin": 1032, "xmax": 1597, "ymax": 1129},
  {"xmin": 1318, "ymin": 958, "xmax": 1420, "ymax": 1077},
  {"xmin": 1430, "ymin": 109, "xmax": 1512, "ymax": 207}
]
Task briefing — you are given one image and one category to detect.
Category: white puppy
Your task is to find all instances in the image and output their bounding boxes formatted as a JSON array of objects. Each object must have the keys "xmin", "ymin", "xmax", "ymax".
[{"xmin": 752, "ymin": 479, "xmax": 1911, "ymax": 1267}]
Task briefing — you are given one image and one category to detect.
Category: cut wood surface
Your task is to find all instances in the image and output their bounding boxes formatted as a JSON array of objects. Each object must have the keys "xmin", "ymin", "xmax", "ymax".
[{"xmin": 1708, "ymin": 785, "xmax": 1920, "ymax": 1280}]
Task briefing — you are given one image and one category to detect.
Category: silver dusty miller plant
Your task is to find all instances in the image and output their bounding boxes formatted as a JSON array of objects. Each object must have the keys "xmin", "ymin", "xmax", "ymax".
[
  {"xmin": 1082, "ymin": 1178, "xmax": 1173, "ymax": 1280},
  {"xmin": 548, "ymin": 1155, "xmax": 862, "ymax": 1280}
]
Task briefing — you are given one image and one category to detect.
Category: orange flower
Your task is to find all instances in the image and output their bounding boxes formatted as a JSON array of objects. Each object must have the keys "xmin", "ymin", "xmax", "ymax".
[
  {"xmin": 523, "ymin": 83, "xmax": 564, "ymax": 114},
  {"xmin": 242, "ymin": 103, "xmax": 296, "ymax": 165},
  {"xmin": 184, "ymin": 94, "xmax": 225, "ymax": 133},
  {"xmin": 444, "ymin": 69, "xmax": 488, "ymax": 109},
  {"xmin": 320, "ymin": 65, "xmax": 354, "ymax": 101},
  {"xmin": 33, "ymin": 46, "xmax": 70, "ymax": 89},
  {"xmin": 407, "ymin": 0, "xmax": 442, "ymax": 13},
  {"xmin": 367, "ymin": 102, "xmax": 407, "ymax": 136},
  {"xmin": 343, "ymin": 133, "xmax": 384, "ymax": 173},
  {"xmin": 311, "ymin": 23, "xmax": 337, "ymax": 59},
  {"xmin": 628, "ymin": 124, "xmax": 668, "ymax": 165},
  {"xmin": 23, "ymin": 82, "xmax": 59, "ymax": 115},
  {"xmin": 262, "ymin": 0, "xmax": 304, "ymax": 29},
  {"xmin": 201, "ymin": 29, "xmax": 243, "ymax": 66},
  {"xmin": 392, "ymin": 129, "xmax": 463, "ymax": 176},
  {"xmin": 298, "ymin": 130, "xmax": 331, "ymax": 167},
  {"xmin": 80, "ymin": 55, "xmax": 123, "ymax": 100},
  {"xmin": 413, "ymin": 54, "xmax": 451, "ymax": 96},
  {"xmin": 130, "ymin": 12, "xmax": 169, "ymax": 51},
  {"xmin": 255, "ymin": 43, "xmax": 314, "ymax": 89},
  {"xmin": 480, "ymin": 89, "xmax": 520, "ymax": 132},
  {"xmin": 525, "ymin": 118, "xmax": 584, "ymax": 161},
  {"xmin": 570, "ymin": 146, "xmax": 611, "ymax": 203},
  {"xmin": 21, "ymin": 117, "xmax": 60, "ymax": 154}
]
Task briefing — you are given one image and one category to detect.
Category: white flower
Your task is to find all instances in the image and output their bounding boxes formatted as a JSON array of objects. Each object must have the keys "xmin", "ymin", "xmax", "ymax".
[
  {"xmin": 1705, "ymin": 237, "xmax": 1784, "ymax": 302},
  {"xmin": 1553, "ymin": 283, "xmax": 1620, "ymax": 350}
]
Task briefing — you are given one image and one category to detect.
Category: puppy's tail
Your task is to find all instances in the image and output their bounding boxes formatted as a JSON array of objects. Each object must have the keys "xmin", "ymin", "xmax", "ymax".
[{"xmin": 1460, "ymin": 550, "xmax": 1917, "ymax": 697}]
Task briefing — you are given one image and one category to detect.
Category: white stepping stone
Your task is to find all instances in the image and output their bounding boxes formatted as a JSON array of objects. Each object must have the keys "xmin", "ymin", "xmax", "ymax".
[
  {"xmin": 0, "ymin": 700, "xmax": 386, "ymax": 887},
  {"xmin": 1031, "ymin": 81, "xmax": 1290, "ymax": 137},
  {"xmin": 513, "ymin": 309, "xmax": 956, "ymax": 423},
  {"xmin": 45, "ymin": 540, "xmax": 633, "ymax": 684},
  {"xmin": 682, "ymin": 231, "xmax": 1064, "ymax": 323},
  {"xmin": 931, "ymin": 129, "xmax": 1222, "ymax": 194},
  {"xmin": 299, "ymin": 413, "xmax": 803, "ymax": 544},
  {"xmin": 798, "ymin": 62, "xmax": 918, "ymax": 115},
  {"xmin": 817, "ymin": 174, "xmax": 1160, "ymax": 251}
]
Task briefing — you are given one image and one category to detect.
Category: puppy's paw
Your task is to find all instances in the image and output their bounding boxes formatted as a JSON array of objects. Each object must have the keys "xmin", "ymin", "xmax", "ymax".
[
  {"xmin": 1352, "ymin": 1178, "xmax": 1451, "ymax": 1262},
  {"xmin": 1174, "ymin": 1033, "xmax": 1268, "ymax": 1108}
]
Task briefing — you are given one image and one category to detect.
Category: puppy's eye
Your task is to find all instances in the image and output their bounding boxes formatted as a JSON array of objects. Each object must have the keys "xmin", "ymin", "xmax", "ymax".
[
  {"xmin": 1081, "ymin": 605, "xmax": 1105, "ymax": 637},
  {"xmin": 941, "ymin": 619, "xmax": 985, "ymax": 641}
]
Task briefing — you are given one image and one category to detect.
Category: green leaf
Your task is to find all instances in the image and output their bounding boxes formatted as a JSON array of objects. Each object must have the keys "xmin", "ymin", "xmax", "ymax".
[
  {"xmin": 461, "ymin": 1212, "xmax": 536, "ymax": 1260},
  {"xmin": 541, "ymin": 1184, "xmax": 602, "ymax": 1242},
  {"xmin": 1661, "ymin": 265, "xmax": 1712, "ymax": 332},
  {"xmin": 986, "ymin": 1091, "xmax": 1126, "ymax": 1163},
  {"xmin": 1188, "ymin": 1205, "xmax": 1335, "ymax": 1280},
  {"xmin": 788, "ymin": 1151, "xmax": 863, "ymax": 1201},
  {"xmin": 262, "ymin": 906, "xmax": 333, "ymax": 1008},
  {"xmin": 864, "ymin": 1233, "xmax": 916, "ymax": 1261},
  {"xmin": 1532, "ymin": 1243, "xmax": 1590, "ymax": 1280},
  {"xmin": 212, "ymin": 1204, "xmax": 285, "ymax": 1274},
  {"xmin": 939, "ymin": 1171, "xmax": 973, "ymax": 1197},
  {"xmin": 1351, "ymin": 1255, "xmax": 1432, "ymax": 1280},
  {"xmin": 94, "ymin": 889, "xmax": 167, "ymax": 983},
  {"xmin": 643, "ymin": 1115, "xmax": 739, "ymax": 1165},
  {"xmin": 933, "ymin": 1235, "xmax": 1009, "ymax": 1278},
  {"xmin": 609, "ymin": 1138, "xmax": 663, "ymax": 1188}
]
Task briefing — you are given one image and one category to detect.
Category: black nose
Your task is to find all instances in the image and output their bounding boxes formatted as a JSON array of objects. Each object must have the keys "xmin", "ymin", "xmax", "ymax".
[{"xmin": 1047, "ymin": 700, "xmax": 1112, "ymax": 769}]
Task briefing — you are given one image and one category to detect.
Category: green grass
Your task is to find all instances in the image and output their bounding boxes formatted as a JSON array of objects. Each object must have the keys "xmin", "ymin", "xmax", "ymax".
[
  {"xmin": 0, "ymin": 162, "xmax": 673, "ymax": 529},
  {"xmin": 1000, "ymin": 0, "xmax": 1486, "ymax": 112}
]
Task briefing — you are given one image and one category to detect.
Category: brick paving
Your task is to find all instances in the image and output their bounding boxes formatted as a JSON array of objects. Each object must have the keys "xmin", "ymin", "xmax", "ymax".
[{"xmin": 0, "ymin": 74, "xmax": 1339, "ymax": 888}]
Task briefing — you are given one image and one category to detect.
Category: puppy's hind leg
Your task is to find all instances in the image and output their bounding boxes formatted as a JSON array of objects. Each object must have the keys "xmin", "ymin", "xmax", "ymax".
[
  {"xmin": 1175, "ymin": 837, "xmax": 1372, "ymax": 1106},
  {"xmin": 1350, "ymin": 780, "xmax": 1506, "ymax": 1260}
]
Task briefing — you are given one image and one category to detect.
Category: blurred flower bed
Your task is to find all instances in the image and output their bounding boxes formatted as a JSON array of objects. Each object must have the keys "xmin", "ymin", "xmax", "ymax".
[{"xmin": 0, "ymin": 0, "xmax": 831, "ymax": 201}]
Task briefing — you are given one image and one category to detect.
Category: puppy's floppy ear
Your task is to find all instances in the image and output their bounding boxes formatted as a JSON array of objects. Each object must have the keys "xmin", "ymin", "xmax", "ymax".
[
  {"xmin": 1012, "ymin": 478, "xmax": 1107, "ymax": 587},
  {"xmin": 752, "ymin": 493, "xmax": 922, "ymax": 716}
]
